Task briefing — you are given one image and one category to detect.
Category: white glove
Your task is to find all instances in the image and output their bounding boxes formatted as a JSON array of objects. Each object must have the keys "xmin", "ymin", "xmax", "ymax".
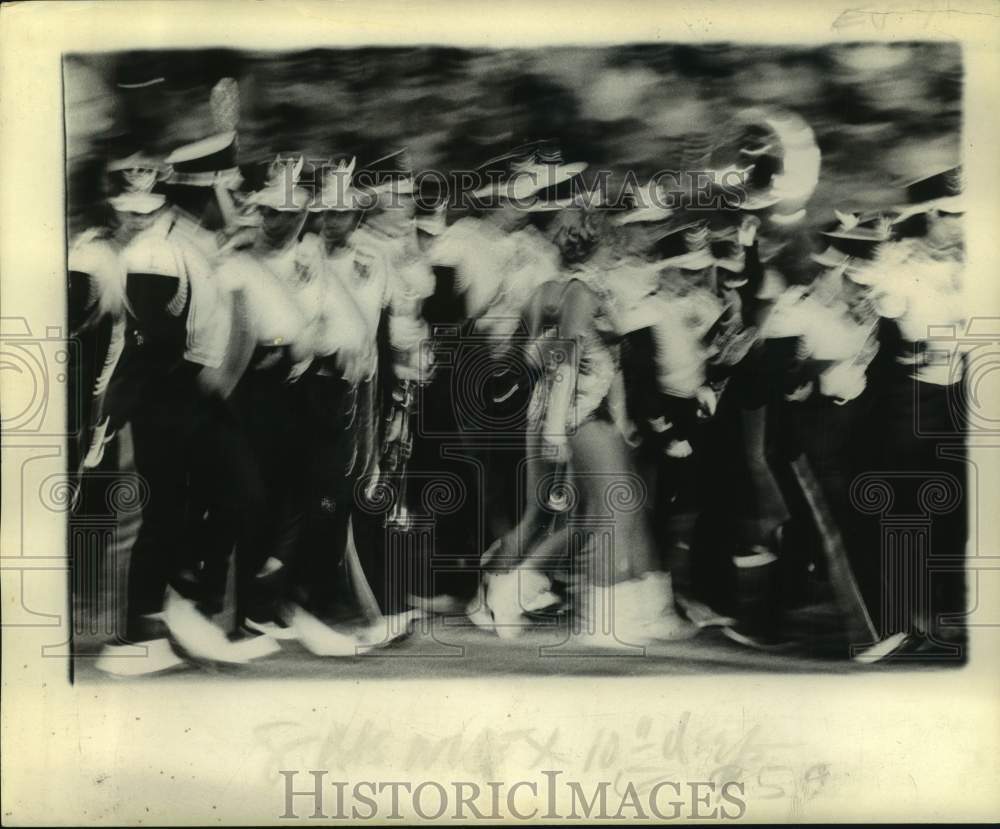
[
  {"xmin": 695, "ymin": 385, "xmax": 718, "ymax": 419},
  {"xmin": 819, "ymin": 362, "xmax": 867, "ymax": 404}
]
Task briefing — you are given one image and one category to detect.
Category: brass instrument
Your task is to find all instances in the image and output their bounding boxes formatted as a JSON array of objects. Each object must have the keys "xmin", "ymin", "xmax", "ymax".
[{"xmin": 380, "ymin": 377, "xmax": 417, "ymax": 529}]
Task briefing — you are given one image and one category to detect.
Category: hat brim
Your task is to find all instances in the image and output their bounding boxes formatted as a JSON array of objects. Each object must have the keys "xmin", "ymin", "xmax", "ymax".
[
  {"xmin": 522, "ymin": 196, "xmax": 576, "ymax": 213},
  {"xmin": 109, "ymin": 192, "xmax": 166, "ymax": 214},
  {"xmin": 307, "ymin": 191, "xmax": 371, "ymax": 212},
  {"xmin": 614, "ymin": 205, "xmax": 675, "ymax": 226},
  {"xmin": 244, "ymin": 185, "xmax": 312, "ymax": 212},
  {"xmin": 366, "ymin": 178, "xmax": 415, "ymax": 197},
  {"xmin": 308, "ymin": 203, "xmax": 367, "ymax": 213},
  {"xmin": 107, "ymin": 158, "xmax": 172, "ymax": 179},
  {"xmin": 811, "ymin": 247, "xmax": 850, "ymax": 268},
  {"xmin": 165, "ymin": 131, "xmax": 237, "ymax": 165},
  {"xmin": 739, "ymin": 192, "xmax": 782, "ymax": 211},
  {"xmin": 891, "ymin": 195, "xmax": 965, "ymax": 223},
  {"xmin": 470, "ymin": 162, "xmax": 588, "ymax": 201},
  {"xmin": 821, "ymin": 228, "xmax": 890, "ymax": 242},
  {"xmin": 166, "ymin": 167, "xmax": 243, "ymax": 188},
  {"xmin": 660, "ymin": 249, "xmax": 715, "ymax": 270},
  {"xmin": 770, "ymin": 208, "xmax": 807, "ymax": 226}
]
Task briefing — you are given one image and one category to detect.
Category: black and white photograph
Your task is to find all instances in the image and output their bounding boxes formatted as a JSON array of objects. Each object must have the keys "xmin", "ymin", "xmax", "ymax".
[
  {"xmin": 3, "ymin": 0, "xmax": 999, "ymax": 824},
  {"xmin": 64, "ymin": 37, "xmax": 969, "ymax": 676}
]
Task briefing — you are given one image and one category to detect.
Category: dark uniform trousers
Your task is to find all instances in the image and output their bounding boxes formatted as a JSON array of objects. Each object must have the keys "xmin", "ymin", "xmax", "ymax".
[
  {"xmin": 288, "ymin": 362, "xmax": 367, "ymax": 621},
  {"xmin": 125, "ymin": 353, "xmax": 266, "ymax": 642}
]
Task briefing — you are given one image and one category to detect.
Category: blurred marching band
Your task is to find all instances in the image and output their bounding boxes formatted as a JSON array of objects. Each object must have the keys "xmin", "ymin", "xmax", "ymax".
[{"xmin": 67, "ymin": 77, "xmax": 970, "ymax": 675}]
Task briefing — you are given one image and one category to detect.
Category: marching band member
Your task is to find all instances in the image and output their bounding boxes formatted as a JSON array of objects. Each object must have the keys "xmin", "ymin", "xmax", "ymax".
[
  {"xmin": 155, "ymin": 129, "xmax": 255, "ymax": 620},
  {"xmin": 94, "ymin": 149, "xmax": 265, "ymax": 674},
  {"xmin": 755, "ymin": 214, "xmax": 887, "ymax": 651},
  {"xmin": 68, "ymin": 220, "xmax": 128, "ymax": 481},
  {"xmin": 353, "ymin": 150, "xmax": 437, "ymax": 524},
  {"xmin": 418, "ymin": 145, "xmax": 573, "ymax": 626},
  {"xmin": 209, "ymin": 155, "xmax": 315, "ymax": 642},
  {"xmin": 610, "ymin": 207, "xmax": 756, "ymax": 632},
  {"xmin": 337, "ymin": 152, "xmax": 441, "ymax": 625},
  {"xmin": 849, "ymin": 167, "xmax": 968, "ymax": 661},
  {"xmin": 478, "ymin": 204, "xmax": 696, "ymax": 645},
  {"xmin": 287, "ymin": 157, "xmax": 394, "ymax": 654},
  {"xmin": 162, "ymin": 130, "xmax": 245, "ymax": 259},
  {"xmin": 429, "ymin": 145, "xmax": 567, "ymax": 556},
  {"xmin": 713, "ymin": 110, "xmax": 825, "ymax": 646}
]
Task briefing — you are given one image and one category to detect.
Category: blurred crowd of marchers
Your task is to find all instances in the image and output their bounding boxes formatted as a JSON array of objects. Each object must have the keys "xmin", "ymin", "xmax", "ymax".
[
  {"xmin": 66, "ymin": 42, "xmax": 969, "ymax": 670},
  {"xmin": 65, "ymin": 42, "xmax": 961, "ymax": 238}
]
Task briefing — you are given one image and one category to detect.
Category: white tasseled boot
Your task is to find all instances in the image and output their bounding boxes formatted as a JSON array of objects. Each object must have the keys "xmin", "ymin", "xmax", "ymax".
[
  {"xmin": 628, "ymin": 571, "xmax": 698, "ymax": 641},
  {"xmin": 485, "ymin": 571, "xmax": 530, "ymax": 639},
  {"xmin": 569, "ymin": 579, "xmax": 645, "ymax": 649},
  {"xmin": 570, "ymin": 573, "xmax": 696, "ymax": 648}
]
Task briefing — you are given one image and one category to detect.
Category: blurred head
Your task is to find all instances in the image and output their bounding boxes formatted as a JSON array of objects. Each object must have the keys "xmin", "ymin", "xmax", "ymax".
[
  {"xmin": 161, "ymin": 184, "xmax": 221, "ymax": 229},
  {"xmin": 925, "ymin": 209, "xmax": 963, "ymax": 254},
  {"xmin": 615, "ymin": 221, "xmax": 666, "ymax": 259},
  {"xmin": 367, "ymin": 191, "xmax": 416, "ymax": 236},
  {"xmin": 549, "ymin": 207, "xmax": 602, "ymax": 266},
  {"xmin": 257, "ymin": 205, "xmax": 307, "ymax": 249},
  {"xmin": 320, "ymin": 208, "xmax": 363, "ymax": 250},
  {"xmin": 489, "ymin": 200, "xmax": 532, "ymax": 233},
  {"xmin": 110, "ymin": 204, "xmax": 164, "ymax": 244}
]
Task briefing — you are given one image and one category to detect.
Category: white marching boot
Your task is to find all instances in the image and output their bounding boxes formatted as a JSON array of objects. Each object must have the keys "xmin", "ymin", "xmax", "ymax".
[
  {"xmin": 163, "ymin": 587, "xmax": 278, "ymax": 664},
  {"xmin": 570, "ymin": 572, "xmax": 696, "ymax": 649},
  {"xmin": 288, "ymin": 605, "xmax": 372, "ymax": 657}
]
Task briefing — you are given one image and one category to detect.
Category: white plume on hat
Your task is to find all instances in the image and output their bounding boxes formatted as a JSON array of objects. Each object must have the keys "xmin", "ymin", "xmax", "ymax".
[
  {"xmin": 310, "ymin": 156, "xmax": 370, "ymax": 211},
  {"xmin": 834, "ymin": 209, "xmax": 861, "ymax": 230},
  {"xmin": 240, "ymin": 153, "xmax": 312, "ymax": 212}
]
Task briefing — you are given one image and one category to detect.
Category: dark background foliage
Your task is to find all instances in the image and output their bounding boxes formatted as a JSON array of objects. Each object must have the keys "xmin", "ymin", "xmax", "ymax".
[{"xmin": 65, "ymin": 42, "xmax": 961, "ymax": 235}]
